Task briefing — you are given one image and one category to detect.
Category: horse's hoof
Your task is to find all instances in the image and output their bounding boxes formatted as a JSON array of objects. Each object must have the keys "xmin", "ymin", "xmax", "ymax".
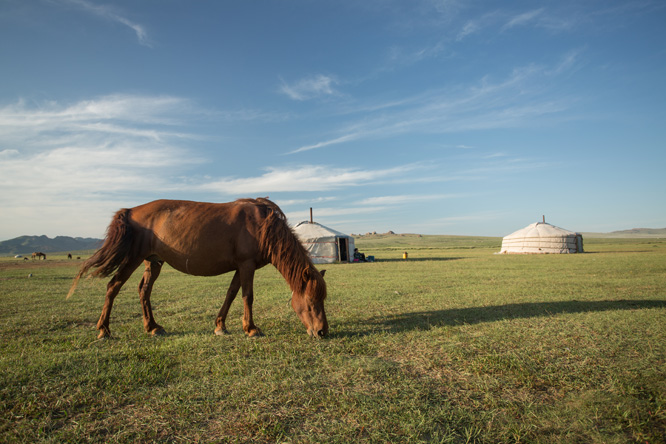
[
  {"xmin": 97, "ymin": 330, "xmax": 111, "ymax": 339},
  {"xmin": 247, "ymin": 329, "xmax": 264, "ymax": 338},
  {"xmin": 214, "ymin": 328, "xmax": 229, "ymax": 336},
  {"xmin": 151, "ymin": 327, "xmax": 166, "ymax": 336}
]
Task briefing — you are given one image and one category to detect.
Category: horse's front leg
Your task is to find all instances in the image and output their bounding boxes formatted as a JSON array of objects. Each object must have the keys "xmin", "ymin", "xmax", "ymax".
[
  {"xmin": 239, "ymin": 265, "xmax": 263, "ymax": 337},
  {"xmin": 138, "ymin": 259, "xmax": 165, "ymax": 336},
  {"xmin": 214, "ymin": 271, "xmax": 241, "ymax": 335}
]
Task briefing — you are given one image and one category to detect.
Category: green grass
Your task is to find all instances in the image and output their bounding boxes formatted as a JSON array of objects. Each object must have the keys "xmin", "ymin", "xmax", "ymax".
[{"xmin": 1, "ymin": 237, "xmax": 665, "ymax": 443}]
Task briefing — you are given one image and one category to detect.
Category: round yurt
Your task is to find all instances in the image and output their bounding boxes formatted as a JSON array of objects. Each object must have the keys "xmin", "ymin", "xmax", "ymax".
[
  {"xmin": 499, "ymin": 221, "xmax": 584, "ymax": 254},
  {"xmin": 293, "ymin": 221, "xmax": 355, "ymax": 264}
]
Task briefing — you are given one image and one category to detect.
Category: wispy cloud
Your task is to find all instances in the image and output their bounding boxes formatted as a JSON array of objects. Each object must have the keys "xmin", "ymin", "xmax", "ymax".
[
  {"xmin": 0, "ymin": 144, "xmax": 198, "ymax": 237},
  {"xmin": 198, "ymin": 164, "xmax": 424, "ymax": 195},
  {"xmin": 288, "ymin": 133, "xmax": 360, "ymax": 154},
  {"xmin": 356, "ymin": 194, "xmax": 461, "ymax": 206},
  {"xmin": 456, "ymin": 8, "xmax": 578, "ymax": 42},
  {"xmin": 287, "ymin": 56, "xmax": 578, "ymax": 154},
  {"xmin": 60, "ymin": 0, "xmax": 152, "ymax": 47},
  {"xmin": 456, "ymin": 11, "xmax": 500, "ymax": 41},
  {"xmin": 277, "ymin": 196, "xmax": 339, "ymax": 207},
  {"xmin": 279, "ymin": 74, "xmax": 339, "ymax": 101},
  {"xmin": 502, "ymin": 8, "xmax": 544, "ymax": 31},
  {"xmin": 456, "ymin": 20, "xmax": 480, "ymax": 41},
  {"xmin": 0, "ymin": 95, "xmax": 198, "ymax": 150},
  {"xmin": 387, "ymin": 41, "xmax": 449, "ymax": 66},
  {"xmin": 285, "ymin": 204, "xmax": 394, "ymax": 225},
  {"xmin": 548, "ymin": 49, "xmax": 583, "ymax": 75},
  {"xmin": 0, "ymin": 95, "xmax": 205, "ymax": 237}
]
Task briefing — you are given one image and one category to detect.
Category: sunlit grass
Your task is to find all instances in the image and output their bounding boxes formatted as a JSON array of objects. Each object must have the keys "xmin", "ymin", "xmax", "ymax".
[{"xmin": 1, "ymin": 237, "xmax": 665, "ymax": 442}]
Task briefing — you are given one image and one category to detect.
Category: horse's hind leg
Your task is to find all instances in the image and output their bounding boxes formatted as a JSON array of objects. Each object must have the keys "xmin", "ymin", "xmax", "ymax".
[
  {"xmin": 214, "ymin": 271, "xmax": 241, "ymax": 335},
  {"xmin": 138, "ymin": 259, "xmax": 165, "ymax": 336},
  {"xmin": 97, "ymin": 260, "xmax": 143, "ymax": 339}
]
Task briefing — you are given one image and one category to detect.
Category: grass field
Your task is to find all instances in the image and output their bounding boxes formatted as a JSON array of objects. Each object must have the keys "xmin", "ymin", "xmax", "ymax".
[{"xmin": 1, "ymin": 236, "xmax": 665, "ymax": 443}]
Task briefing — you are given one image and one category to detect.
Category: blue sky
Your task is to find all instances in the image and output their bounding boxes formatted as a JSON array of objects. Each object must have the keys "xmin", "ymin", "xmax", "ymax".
[{"xmin": 1, "ymin": 0, "xmax": 664, "ymax": 240}]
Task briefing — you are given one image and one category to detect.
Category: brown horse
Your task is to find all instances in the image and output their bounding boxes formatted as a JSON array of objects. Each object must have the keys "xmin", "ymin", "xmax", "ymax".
[
  {"xmin": 32, "ymin": 252, "xmax": 46, "ymax": 260},
  {"xmin": 67, "ymin": 198, "xmax": 328, "ymax": 339}
]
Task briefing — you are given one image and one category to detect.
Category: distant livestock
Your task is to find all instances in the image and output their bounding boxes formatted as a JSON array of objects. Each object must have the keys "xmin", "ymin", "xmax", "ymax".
[
  {"xmin": 68, "ymin": 253, "xmax": 72, "ymax": 259},
  {"xmin": 31, "ymin": 252, "xmax": 46, "ymax": 260}
]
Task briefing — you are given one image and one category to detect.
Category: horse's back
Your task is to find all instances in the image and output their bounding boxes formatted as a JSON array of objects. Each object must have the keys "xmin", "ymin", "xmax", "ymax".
[
  {"xmin": 131, "ymin": 199, "xmax": 264, "ymax": 234},
  {"xmin": 129, "ymin": 199, "xmax": 267, "ymax": 276}
]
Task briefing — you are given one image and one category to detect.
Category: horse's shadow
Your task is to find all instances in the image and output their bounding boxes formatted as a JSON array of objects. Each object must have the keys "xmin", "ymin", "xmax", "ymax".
[
  {"xmin": 373, "ymin": 257, "xmax": 465, "ymax": 263},
  {"xmin": 335, "ymin": 299, "xmax": 666, "ymax": 337}
]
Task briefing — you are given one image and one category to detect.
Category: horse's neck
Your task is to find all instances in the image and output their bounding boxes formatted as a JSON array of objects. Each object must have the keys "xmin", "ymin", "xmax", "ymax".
[
  {"xmin": 273, "ymin": 247, "xmax": 311, "ymax": 293},
  {"xmin": 261, "ymin": 215, "xmax": 312, "ymax": 292}
]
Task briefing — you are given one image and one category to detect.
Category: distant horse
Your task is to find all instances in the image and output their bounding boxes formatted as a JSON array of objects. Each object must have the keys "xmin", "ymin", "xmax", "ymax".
[
  {"xmin": 32, "ymin": 252, "xmax": 46, "ymax": 260},
  {"xmin": 68, "ymin": 198, "xmax": 328, "ymax": 339},
  {"xmin": 67, "ymin": 253, "xmax": 72, "ymax": 260}
]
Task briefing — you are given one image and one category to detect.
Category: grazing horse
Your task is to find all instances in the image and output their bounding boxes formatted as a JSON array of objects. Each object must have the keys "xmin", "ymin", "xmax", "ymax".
[
  {"xmin": 67, "ymin": 198, "xmax": 328, "ymax": 339},
  {"xmin": 67, "ymin": 253, "xmax": 72, "ymax": 260},
  {"xmin": 32, "ymin": 252, "xmax": 46, "ymax": 260}
]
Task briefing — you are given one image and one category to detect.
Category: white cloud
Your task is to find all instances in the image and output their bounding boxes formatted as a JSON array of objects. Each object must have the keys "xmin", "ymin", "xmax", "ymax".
[
  {"xmin": 548, "ymin": 49, "xmax": 583, "ymax": 75},
  {"xmin": 199, "ymin": 164, "xmax": 423, "ymax": 195},
  {"xmin": 287, "ymin": 57, "xmax": 577, "ymax": 154},
  {"xmin": 285, "ymin": 204, "xmax": 394, "ymax": 226},
  {"xmin": 277, "ymin": 196, "xmax": 339, "ymax": 207},
  {"xmin": 288, "ymin": 133, "xmax": 359, "ymax": 154},
  {"xmin": 0, "ymin": 144, "xmax": 199, "ymax": 207},
  {"xmin": 61, "ymin": 0, "xmax": 152, "ymax": 47},
  {"xmin": 0, "ymin": 95, "xmax": 194, "ymax": 135},
  {"xmin": 456, "ymin": 21, "xmax": 480, "ymax": 40},
  {"xmin": 0, "ymin": 95, "xmax": 205, "ymax": 238},
  {"xmin": 0, "ymin": 149, "xmax": 19, "ymax": 159},
  {"xmin": 356, "ymin": 194, "xmax": 460, "ymax": 206},
  {"xmin": 387, "ymin": 41, "xmax": 448, "ymax": 67},
  {"xmin": 454, "ymin": 11, "xmax": 502, "ymax": 41},
  {"xmin": 279, "ymin": 74, "xmax": 339, "ymax": 101},
  {"xmin": 502, "ymin": 8, "xmax": 544, "ymax": 31}
]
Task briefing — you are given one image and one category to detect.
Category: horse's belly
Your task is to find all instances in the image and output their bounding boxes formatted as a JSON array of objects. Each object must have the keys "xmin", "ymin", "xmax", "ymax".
[{"xmin": 166, "ymin": 257, "xmax": 236, "ymax": 277}]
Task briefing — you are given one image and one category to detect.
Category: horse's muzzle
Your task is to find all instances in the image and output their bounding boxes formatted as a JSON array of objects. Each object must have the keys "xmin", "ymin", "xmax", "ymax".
[{"xmin": 309, "ymin": 328, "xmax": 328, "ymax": 338}]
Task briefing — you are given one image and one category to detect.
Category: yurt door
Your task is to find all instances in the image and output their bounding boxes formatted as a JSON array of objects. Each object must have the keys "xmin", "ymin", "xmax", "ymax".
[{"xmin": 338, "ymin": 237, "xmax": 349, "ymax": 262}]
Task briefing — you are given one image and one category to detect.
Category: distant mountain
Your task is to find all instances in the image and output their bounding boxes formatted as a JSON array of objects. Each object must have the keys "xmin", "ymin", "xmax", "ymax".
[
  {"xmin": 609, "ymin": 228, "xmax": 666, "ymax": 236},
  {"xmin": 0, "ymin": 235, "xmax": 103, "ymax": 255},
  {"xmin": 583, "ymin": 228, "xmax": 666, "ymax": 238}
]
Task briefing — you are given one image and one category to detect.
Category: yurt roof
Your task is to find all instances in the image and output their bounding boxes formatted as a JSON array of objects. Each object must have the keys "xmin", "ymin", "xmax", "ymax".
[
  {"xmin": 292, "ymin": 221, "xmax": 352, "ymax": 240},
  {"xmin": 503, "ymin": 222, "xmax": 578, "ymax": 240}
]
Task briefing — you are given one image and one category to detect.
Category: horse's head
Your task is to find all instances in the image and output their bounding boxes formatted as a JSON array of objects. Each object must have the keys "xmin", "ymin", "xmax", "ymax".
[{"xmin": 291, "ymin": 268, "xmax": 328, "ymax": 338}]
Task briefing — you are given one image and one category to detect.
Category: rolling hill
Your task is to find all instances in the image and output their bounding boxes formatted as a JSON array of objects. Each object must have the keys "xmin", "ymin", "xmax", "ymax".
[
  {"xmin": 2, "ymin": 227, "xmax": 663, "ymax": 256},
  {"xmin": 0, "ymin": 235, "xmax": 102, "ymax": 256},
  {"xmin": 583, "ymin": 228, "xmax": 666, "ymax": 238}
]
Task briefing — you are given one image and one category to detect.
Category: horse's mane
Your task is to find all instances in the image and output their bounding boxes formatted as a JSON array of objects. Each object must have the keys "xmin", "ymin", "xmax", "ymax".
[{"xmin": 242, "ymin": 198, "xmax": 325, "ymax": 300}]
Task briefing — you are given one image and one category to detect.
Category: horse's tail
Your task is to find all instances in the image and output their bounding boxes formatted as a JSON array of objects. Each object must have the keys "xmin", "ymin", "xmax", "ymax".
[{"xmin": 67, "ymin": 208, "xmax": 134, "ymax": 299}]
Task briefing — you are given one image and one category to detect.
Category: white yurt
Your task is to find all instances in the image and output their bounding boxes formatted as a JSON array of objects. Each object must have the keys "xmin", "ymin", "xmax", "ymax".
[
  {"xmin": 293, "ymin": 221, "xmax": 355, "ymax": 264},
  {"xmin": 500, "ymin": 220, "xmax": 584, "ymax": 254}
]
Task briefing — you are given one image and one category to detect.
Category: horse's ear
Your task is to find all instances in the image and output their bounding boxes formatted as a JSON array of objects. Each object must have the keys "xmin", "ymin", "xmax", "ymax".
[
  {"xmin": 320, "ymin": 269, "xmax": 326, "ymax": 278},
  {"xmin": 302, "ymin": 267, "xmax": 310, "ymax": 282}
]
